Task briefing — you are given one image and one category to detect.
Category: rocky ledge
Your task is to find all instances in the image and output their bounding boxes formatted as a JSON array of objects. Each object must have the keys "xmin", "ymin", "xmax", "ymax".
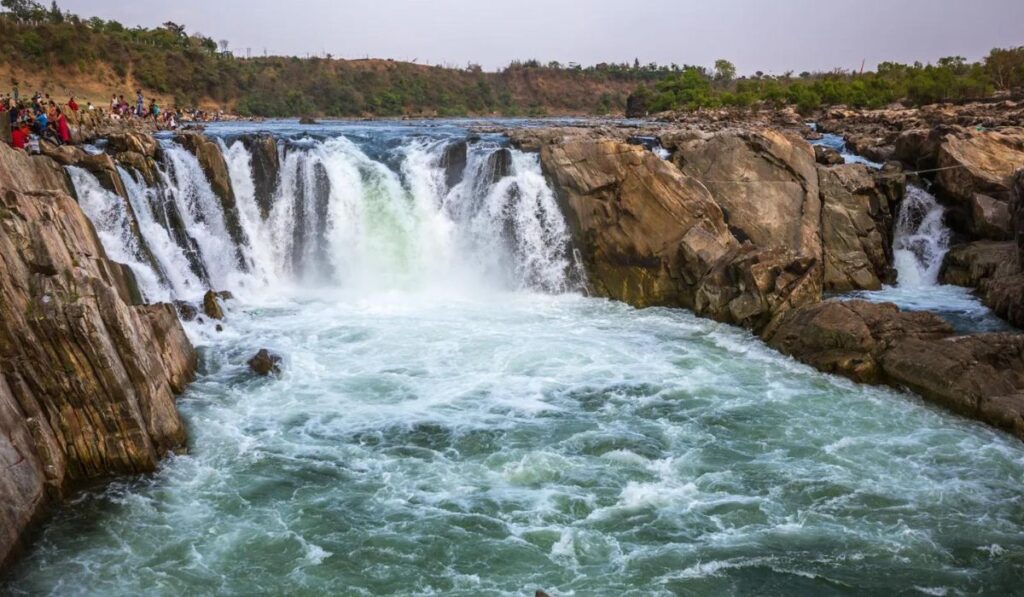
[
  {"xmin": 531, "ymin": 124, "xmax": 1024, "ymax": 441},
  {"xmin": 0, "ymin": 142, "xmax": 197, "ymax": 566}
]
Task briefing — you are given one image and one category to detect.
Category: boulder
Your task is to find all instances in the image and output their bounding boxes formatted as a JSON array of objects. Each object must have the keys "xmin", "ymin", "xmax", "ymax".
[
  {"xmin": 483, "ymin": 147, "xmax": 513, "ymax": 185},
  {"xmin": 0, "ymin": 182, "xmax": 196, "ymax": 566},
  {"xmin": 107, "ymin": 132, "xmax": 158, "ymax": 158},
  {"xmin": 670, "ymin": 128, "xmax": 823, "ymax": 264},
  {"xmin": 248, "ymin": 349, "xmax": 282, "ymax": 376},
  {"xmin": 969, "ymin": 193, "xmax": 1013, "ymax": 240},
  {"xmin": 115, "ymin": 151, "xmax": 160, "ymax": 186},
  {"xmin": 173, "ymin": 300, "xmax": 199, "ymax": 322},
  {"xmin": 174, "ymin": 132, "xmax": 250, "ymax": 268},
  {"xmin": 935, "ymin": 129, "xmax": 1024, "ymax": 204},
  {"xmin": 814, "ymin": 145, "xmax": 844, "ymax": 166},
  {"xmin": 202, "ymin": 290, "xmax": 225, "ymax": 320},
  {"xmin": 540, "ymin": 139, "xmax": 820, "ymax": 334},
  {"xmin": 540, "ymin": 138, "xmax": 735, "ymax": 308},
  {"xmin": 818, "ymin": 164, "xmax": 902, "ymax": 291}
]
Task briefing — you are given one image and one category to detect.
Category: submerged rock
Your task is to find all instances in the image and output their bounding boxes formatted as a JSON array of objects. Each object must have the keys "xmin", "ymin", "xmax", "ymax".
[
  {"xmin": 248, "ymin": 349, "xmax": 282, "ymax": 376},
  {"xmin": 173, "ymin": 300, "xmax": 199, "ymax": 322}
]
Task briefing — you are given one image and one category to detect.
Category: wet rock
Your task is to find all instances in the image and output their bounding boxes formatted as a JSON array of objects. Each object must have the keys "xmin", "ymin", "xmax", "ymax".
[
  {"xmin": 814, "ymin": 144, "xmax": 844, "ymax": 166},
  {"xmin": 248, "ymin": 349, "xmax": 282, "ymax": 376},
  {"xmin": 940, "ymin": 241, "xmax": 1024, "ymax": 328},
  {"xmin": 440, "ymin": 140, "xmax": 468, "ymax": 188},
  {"xmin": 240, "ymin": 134, "xmax": 280, "ymax": 219},
  {"xmin": 107, "ymin": 132, "xmax": 158, "ymax": 158},
  {"xmin": 215, "ymin": 324, "xmax": 224, "ymax": 333},
  {"xmin": 115, "ymin": 151, "xmax": 160, "ymax": 186},
  {"xmin": 299, "ymin": 116, "xmax": 318, "ymax": 125},
  {"xmin": 174, "ymin": 131, "xmax": 250, "ymax": 269},
  {"xmin": 173, "ymin": 300, "xmax": 199, "ymax": 322},
  {"xmin": 0, "ymin": 148, "xmax": 197, "ymax": 564},
  {"xmin": 818, "ymin": 163, "xmax": 902, "ymax": 291},
  {"xmin": 483, "ymin": 147, "xmax": 513, "ymax": 185},
  {"xmin": 203, "ymin": 290, "xmax": 225, "ymax": 320},
  {"xmin": 766, "ymin": 299, "xmax": 953, "ymax": 383}
]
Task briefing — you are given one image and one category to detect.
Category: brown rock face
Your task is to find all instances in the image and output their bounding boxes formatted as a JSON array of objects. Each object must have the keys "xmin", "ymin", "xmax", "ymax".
[
  {"xmin": 818, "ymin": 164, "xmax": 902, "ymax": 291},
  {"xmin": 541, "ymin": 139, "xmax": 820, "ymax": 334},
  {"xmin": 766, "ymin": 300, "xmax": 953, "ymax": 383},
  {"xmin": 935, "ymin": 130, "xmax": 1024, "ymax": 204},
  {"xmin": 203, "ymin": 290, "xmax": 225, "ymax": 320},
  {"xmin": 940, "ymin": 241, "xmax": 1024, "ymax": 328},
  {"xmin": 768, "ymin": 299, "xmax": 1024, "ymax": 439},
  {"xmin": 174, "ymin": 132, "xmax": 250, "ymax": 267},
  {"xmin": 814, "ymin": 145, "xmax": 844, "ymax": 166},
  {"xmin": 0, "ymin": 149, "xmax": 197, "ymax": 565},
  {"xmin": 671, "ymin": 128, "xmax": 823, "ymax": 264}
]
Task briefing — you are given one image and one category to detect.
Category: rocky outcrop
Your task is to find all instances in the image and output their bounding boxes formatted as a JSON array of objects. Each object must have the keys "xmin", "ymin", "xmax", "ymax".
[
  {"xmin": 767, "ymin": 299, "xmax": 1024, "ymax": 439},
  {"xmin": 670, "ymin": 129, "xmax": 823, "ymax": 264},
  {"xmin": 940, "ymin": 241, "xmax": 1024, "ymax": 328},
  {"xmin": 0, "ymin": 143, "xmax": 197, "ymax": 565},
  {"xmin": 540, "ymin": 139, "xmax": 820, "ymax": 334},
  {"xmin": 1013, "ymin": 170, "xmax": 1024, "ymax": 266},
  {"xmin": 935, "ymin": 129, "xmax": 1024, "ymax": 204},
  {"xmin": 766, "ymin": 300, "xmax": 952, "ymax": 383},
  {"xmin": 814, "ymin": 145, "xmax": 844, "ymax": 166},
  {"xmin": 240, "ymin": 134, "xmax": 280, "ymax": 219},
  {"xmin": 818, "ymin": 163, "xmax": 902, "ymax": 291},
  {"xmin": 203, "ymin": 290, "xmax": 225, "ymax": 320},
  {"xmin": 175, "ymin": 131, "xmax": 250, "ymax": 268}
]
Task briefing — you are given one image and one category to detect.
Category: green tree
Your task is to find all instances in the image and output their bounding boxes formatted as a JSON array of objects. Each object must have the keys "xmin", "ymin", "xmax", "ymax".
[{"xmin": 714, "ymin": 59, "xmax": 736, "ymax": 84}]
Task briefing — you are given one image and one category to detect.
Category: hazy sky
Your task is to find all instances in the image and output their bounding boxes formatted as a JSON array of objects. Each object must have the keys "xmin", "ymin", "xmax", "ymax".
[{"xmin": 58, "ymin": 0, "xmax": 1024, "ymax": 73}]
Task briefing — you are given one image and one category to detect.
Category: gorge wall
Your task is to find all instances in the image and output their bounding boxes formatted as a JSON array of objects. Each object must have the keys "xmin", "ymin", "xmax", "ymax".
[{"xmin": 0, "ymin": 140, "xmax": 196, "ymax": 567}]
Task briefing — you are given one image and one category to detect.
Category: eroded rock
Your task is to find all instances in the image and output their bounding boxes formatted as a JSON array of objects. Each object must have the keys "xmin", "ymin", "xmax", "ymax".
[{"xmin": 248, "ymin": 349, "xmax": 282, "ymax": 376}]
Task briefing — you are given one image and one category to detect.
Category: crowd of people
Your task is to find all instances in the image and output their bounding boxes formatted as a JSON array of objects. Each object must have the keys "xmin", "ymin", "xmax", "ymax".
[
  {"xmin": 2, "ymin": 90, "xmax": 75, "ymax": 150},
  {"xmin": 1, "ymin": 84, "xmax": 210, "ymax": 152}
]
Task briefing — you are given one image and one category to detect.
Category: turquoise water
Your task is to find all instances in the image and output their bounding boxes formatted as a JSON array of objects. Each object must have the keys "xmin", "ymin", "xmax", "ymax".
[{"xmin": 6, "ymin": 291, "xmax": 1024, "ymax": 595}]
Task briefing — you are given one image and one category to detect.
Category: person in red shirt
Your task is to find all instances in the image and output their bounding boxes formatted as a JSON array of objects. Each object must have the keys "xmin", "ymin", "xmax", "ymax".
[
  {"xmin": 68, "ymin": 96, "xmax": 78, "ymax": 112},
  {"xmin": 56, "ymin": 108, "xmax": 71, "ymax": 144},
  {"xmin": 11, "ymin": 122, "xmax": 29, "ymax": 150}
]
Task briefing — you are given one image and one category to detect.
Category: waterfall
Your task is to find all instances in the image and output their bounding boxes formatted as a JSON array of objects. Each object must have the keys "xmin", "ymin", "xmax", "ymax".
[
  {"xmin": 67, "ymin": 166, "xmax": 170, "ymax": 302},
  {"xmin": 69, "ymin": 132, "xmax": 581, "ymax": 304},
  {"xmin": 892, "ymin": 185, "xmax": 950, "ymax": 288}
]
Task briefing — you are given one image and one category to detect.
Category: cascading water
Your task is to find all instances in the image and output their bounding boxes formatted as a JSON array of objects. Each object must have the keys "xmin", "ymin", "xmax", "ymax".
[
  {"xmin": 15, "ymin": 122, "xmax": 1024, "ymax": 595},
  {"xmin": 849, "ymin": 184, "xmax": 1012, "ymax": 332},
  {"xmin": 891, "ymin": 185, "xmax": 951, "ymax": 287}
]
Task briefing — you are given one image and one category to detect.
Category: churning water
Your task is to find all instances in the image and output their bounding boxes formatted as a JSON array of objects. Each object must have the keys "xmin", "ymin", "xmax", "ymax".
[{"xmin": 6, "ymin": 121, "xmax": 1024, "ymax": 595}]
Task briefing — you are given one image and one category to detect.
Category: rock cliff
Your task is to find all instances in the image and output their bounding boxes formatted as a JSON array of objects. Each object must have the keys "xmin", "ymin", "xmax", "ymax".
[{"xmin": 0, "ymin": 142, "xmax": 196, "ymax": 566}]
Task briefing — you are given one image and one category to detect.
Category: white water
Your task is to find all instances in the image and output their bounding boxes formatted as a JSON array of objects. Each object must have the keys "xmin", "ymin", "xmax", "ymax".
[
  {"xmin": 18, "ymin": 124, "xmax": 1023, "ymax": 594},
  {"xmin": 849, "ymin": 185, "xmax": 1011, "ymax": 332}
]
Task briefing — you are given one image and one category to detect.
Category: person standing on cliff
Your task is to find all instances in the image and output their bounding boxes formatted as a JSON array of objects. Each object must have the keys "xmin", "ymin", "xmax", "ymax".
[{"xmin": 136, "ymin": 90, "xmax": 144, "ymax": 117}]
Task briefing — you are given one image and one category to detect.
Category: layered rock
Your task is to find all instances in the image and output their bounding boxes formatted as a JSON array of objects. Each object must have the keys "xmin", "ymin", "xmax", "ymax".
[
  {"xmin": 818, "ymin": 163, "xmax": 902, "ymax": 291},
  {"xmin": 767, "ymin": 300, "xmax": 1024, "ymax": 439},
  {"xmin": 540, "ymin": 139, "xmax": 820, "ymax": 334},
  {"xmin": 0, "ymin": 142, "xmax": 197, "ymax": 565},
  {"xmin": 670, "ymin": 129, "xmax": 823, "ymax": 264}
]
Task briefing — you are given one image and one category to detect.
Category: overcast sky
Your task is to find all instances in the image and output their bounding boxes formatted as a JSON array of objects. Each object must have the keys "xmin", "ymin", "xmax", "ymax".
[{"xmin": 57, "ymin": 0, "xmax": 1024, "ymax": 73}]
